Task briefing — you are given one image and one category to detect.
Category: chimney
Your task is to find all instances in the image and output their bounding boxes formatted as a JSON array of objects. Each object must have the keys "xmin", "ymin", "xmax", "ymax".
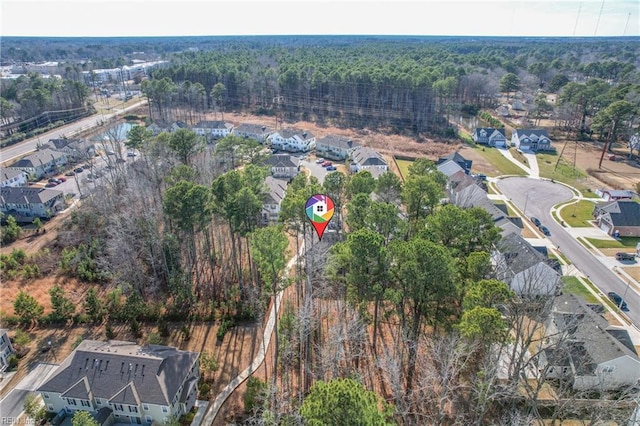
[{"xmin": 302, "ymin": 132, "xmax": 307, "ymax": 138}]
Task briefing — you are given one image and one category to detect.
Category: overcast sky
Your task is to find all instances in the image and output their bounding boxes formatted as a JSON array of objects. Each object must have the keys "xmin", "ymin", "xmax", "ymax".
[{"xmin": 2, "ymin": 0, "xmax": 638, "ymax": 37}]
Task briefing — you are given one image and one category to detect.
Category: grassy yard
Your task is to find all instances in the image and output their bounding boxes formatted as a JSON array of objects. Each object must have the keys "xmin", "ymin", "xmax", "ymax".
[
  {"xmin": 473, "ymin": 146, "xmax": 527, "ymax": 177},
  {"xmin": 509, "ymin": 148, "xmax": 528, "ymax": 167},
  {"xmin": 561, "ymin": 276, "xmax": 598, "ymax": 303},
  {"xmin": 395, "ymin": 159, "xmax": 414, "ymax": 180},
  {"xmin": 536, "ymin": 152, "xmax": 590, "ymax": 191},
  {"xmin": 585, "ymin": 236, "xmax": 640, "ymax": 249},
  {"xmin": 558, "ymin": 200, "xmax": 597, "ymax": 227}
]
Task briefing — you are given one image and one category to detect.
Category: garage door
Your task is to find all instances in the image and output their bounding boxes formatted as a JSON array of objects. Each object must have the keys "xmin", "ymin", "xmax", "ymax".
[{"xmin": 599, "ymin": 222, "xmax": 610, "ymax": 233}]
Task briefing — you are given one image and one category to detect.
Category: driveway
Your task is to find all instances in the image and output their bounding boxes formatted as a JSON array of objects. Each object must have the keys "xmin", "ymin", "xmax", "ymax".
[
  {"xmin": 0, "ymin": 363, "xmax": 58, "ymax": 422},
  {"xmin": 300, "ymin": 158, "xmax": 331, "ymax": 184},
  {"xmin": 497, "ymin": 177, "xmax": 640, "ymax": 327}
]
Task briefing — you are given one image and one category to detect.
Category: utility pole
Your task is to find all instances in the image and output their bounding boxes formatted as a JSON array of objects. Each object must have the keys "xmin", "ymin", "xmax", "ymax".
[
  {"xmin": 598, "ymin": 119, "xmax": 616, "ymax": 169},
  {"xmin": 273, "ymin": 96, "xmax": 284, "ymax": 131}
]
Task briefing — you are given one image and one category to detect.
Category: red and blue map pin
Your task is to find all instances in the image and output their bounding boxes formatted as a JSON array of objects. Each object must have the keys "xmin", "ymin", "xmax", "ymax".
[{"xmin": 305, "ymin": 194, "xmax": 335, "ymax": 240}]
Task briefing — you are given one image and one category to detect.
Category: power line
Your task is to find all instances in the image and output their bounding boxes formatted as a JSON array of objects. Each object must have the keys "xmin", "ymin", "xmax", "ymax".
[{"xmin": 594, "ymin": 0, "xmax": 605, "ymax": 36}]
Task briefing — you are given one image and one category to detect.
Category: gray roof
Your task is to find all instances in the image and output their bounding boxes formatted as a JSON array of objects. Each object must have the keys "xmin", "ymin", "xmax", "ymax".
[
  {"xmin": 1, "ymin": 168, "xmax": 27, "ymax": 181},
  {"xmin": 514, "ymin": 129, "xmax": 550, "ymax": 140},
  {"xmin": 550, "ymin": 294, "xmax": 639, "ymax": 368},
  {"xmin": 11, "ymin": 149, "xmax": 65, "ymax": 168},
  {"xmin": 45, "ymin": 138, "xmax": 83, "ymax": 150},
  {"xmin": 172, "ymin": 121, "xmax": 188, "ymax": 129},
  {"xmin": 194, "ymin": 120, "xmax": 233, "ymax": 130},
  {"xmin": 264, "ymin": 154, "xmax": 299, "ymax": 168},
  {"xmin": 495, "ymin": 232, "xmax": 548, "ymax": 275},
  {"xmin": 595, "ymin": 200, "xmax": 640, "ymax": 227},
  {"xmin": 316, "ymin": 135, "xmax": 359, "ymax": 150},
  {"xmin": 38, "ymin": 340, "xmax": 199, "ymax": 406},
  {"xmin": 473, "ymin": 128, "xmax": 506, "ymax": 138},
  {"xmin": 277, "ymin": 128, "xmax": 314, "ymax": 140},
  {"xmin": 436, "ymin": 159, "xmax": 464, "ymax": 177},
  {"xmin": 1, "ymin": 187, "xmax": 63, "ymax": 205},
  {"xmin": 510, "ymin": 262, "xmax": 561, "ymax": 296},
  {"xmin": 603, "ymin": 190, "xmax": 636, "ymax": 198},
  {"xmin": 235, "ymin": 123, "xmax": 272, "ymax": 134},
  {"xmin": 351, "ymin": 147, "xmax": 387, "ymax": 167},
  {"xmin": 264, "ymin": 176, "xmax": 287, "ymax": 204},
  {"xmin": 61, "ymin": 377, "xmax": 91, "ymax": 400}
]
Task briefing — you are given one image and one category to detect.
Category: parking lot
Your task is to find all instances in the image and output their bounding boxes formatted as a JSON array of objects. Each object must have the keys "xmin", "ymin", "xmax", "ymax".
[{"xmin": 298, "ymin": 154, "xmax": 346, "ymax": 185}]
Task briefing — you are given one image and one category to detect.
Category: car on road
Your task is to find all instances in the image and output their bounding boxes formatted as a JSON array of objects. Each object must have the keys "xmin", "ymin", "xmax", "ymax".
[
  {"xmin": 321, "ymin": 161, "xmax": 333, "ymax": 167},
  {"xmin": 539, "ymin": 225, "xmax": 551, "ymax": 236},
  {"xmin": 315, "ymin": 158, "xmax": 325, "ymax": 164},
  {"xmin": 607, "ymin": 291, "xmax": 629, "ymax": 311},
  {"xmin": 530, "ymin": 216, "xmax": 541, "ymax": 227},
  {"xmin": 615, "ymin": 252, "xmax": 635, "ymax": 261},
  {"xmin": 326, "ymin": 165, "xmax": 337, "ymax": 171},
  {"xmin": 74, "ymin": 167, "xmax": 84, "ymax": 173}
]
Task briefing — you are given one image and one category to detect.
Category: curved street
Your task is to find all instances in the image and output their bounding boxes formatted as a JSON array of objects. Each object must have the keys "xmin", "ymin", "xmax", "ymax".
[{"xmin": 497, "ymin": 177, "xmax": 640, "ymax": 327}]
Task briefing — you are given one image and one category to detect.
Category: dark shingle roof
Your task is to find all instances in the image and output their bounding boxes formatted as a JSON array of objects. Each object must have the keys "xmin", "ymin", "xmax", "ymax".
[
  {"xmin": 46, "ymin": 138, "xmax": 83, "ymax": 150},
  {"xmin": 194, "ymin": 121, "xmax": 233, "ymax": 130},
  {"xmin": 264, "ymin": 154, "xmax": 299, "ymax": 168},
  {"xmin": 316, "ymin": 135, "xmax": 359, "ymax": 150},
  {"xmin": 596, "ymin": 200, "xmax": 640, "ymax": 227},
  {"xmin": 351, "ymin": 147, "xmax": 387, "ymax": 166},
  {"xmin": 473, "ymin": 128, "xmax": 506, "ymax": 138},
  {"xmin": 38, "ymin": 340, "xmax": 199, "ymax": 406},
  {"xmin": 235, "ymin": 123, "xmax": 272, "ymax": 134},
  {"xmin": 61, "ymin": 377, "xmax": 91, "ymax": 400},
  {"xmin": 277, "ymin": 129, "xmax": 314, "ymax": 140},
  {"xmin": 436, "ymin": 159, "xmax": 464, "ymax": 177},
  {"xmin": 11, "ymin": 149, "xmax": 65, "ymax": 168},
  {"xmin": 110, "ymin": 383, "xmax": 141, "ymax": 405},
  {"xmin": 1, "ymin": 168, "xmax": 27, "ymax": 181},
  {"xmin": 264, "ymin": 176, "xmax": 287, "ymax": 204},
  {"xmin": 1, "ymin": 187, "xmax": 63, "ymax": 204}
]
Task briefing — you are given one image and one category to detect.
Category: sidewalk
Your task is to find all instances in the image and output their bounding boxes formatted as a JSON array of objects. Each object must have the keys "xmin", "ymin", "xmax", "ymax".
[{"xmin": 496, "ymin": 147, "xmax": 532, "ymax": 175}]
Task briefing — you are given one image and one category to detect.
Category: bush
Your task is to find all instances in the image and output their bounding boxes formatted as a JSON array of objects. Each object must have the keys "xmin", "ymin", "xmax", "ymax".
[
  {"xmin": 7, "ymin": 354, "xmax": 18, "ymax": 371},
  {"xmin": 216, "ymin": 318, "xmax": 234, "ymax": 341},
  {"xmin": 478, "ymin": 111, "xmax": 504, "ymax": 128},
  {"xmin": 198, "ymin": 383, "xmax": 211, "ymax": 399},
  {"xmin": 180, "ymin": 324, "xmax": 191, "ymax": 341},
  {"xmin": 105, "ymin": 323, "xmax": 117, "ymax": 339},
  {"xmin": 244, "ymin": 376, "xmax": 267, "ymax": 414},
  {"xmin": 147, "ymin": 332, "xmax": 163, "ymax": 345},
  {"xmin": 71, "ymin": 336, "xmax": 84, "ymax": 350}
]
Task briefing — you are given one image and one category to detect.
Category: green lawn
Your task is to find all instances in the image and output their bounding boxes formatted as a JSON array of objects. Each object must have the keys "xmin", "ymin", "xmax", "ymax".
[
  {"xmin": 581, "ymin": 189, "xmax": 602, "ymax": 199},
  {"xmin": 536, "ymin": 152, "xmax": 590, "ymax": 191},
  {"xmin": 395, "ymin": 159, "xmax": 414, "ymax": 181},
  {"xmin": 473, "ymin": 146, "xmax": 527, "ymax": 177},
  {"xmin": 585, "ymin": 236, "xmax": 640, "ymax": 249},
  {"xmin": 558, "ymin": 200, "xmax": 597, "ymax": 227},
  {"xmin": 509, "ymin": 148, "xmax": 528, "ymax": 167},
  {"xmin": 561, "ymin": 276, "xmax": 598, "ymax": 303}
]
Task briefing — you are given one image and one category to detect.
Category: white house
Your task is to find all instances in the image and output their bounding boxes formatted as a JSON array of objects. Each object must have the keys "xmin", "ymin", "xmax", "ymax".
[
  {"xmin": 0, "ymin": 329, "xmax": 15, "ymax": 373},
  {"xmin": 264, "ymin": 154, "xmax": 300, "ymax": 180},
  {"xmin": 269, "ymin": 129, "xmax": 315, "ymax": 153},
  {"xmin": 315, "ymin": 135, "xmax": 360, "ymax": 160},
  {"xmin": 472, "ymin": 128, "xmax": 507, "ymax": 147},
  {"xmin": 540, "ymin": 294, "xmax": 640, "ymax": 391},
  {"xmin": 234, "ymin": 123, "xmax": 273, "ymax": 144},
  {"xmin": 38, "ymin": 340, "xmax": 200, "ymax": 426},
  {"xmin": 511, "ymin": 129, "xmax": 552, "ymax": 152},
  {"xmin": 10, "ymin": 149, "xmax": 68, "ymax": 180},
  {"xmin": 0, "ymin": 169, "xmax": 28, "ymax": 188},
  {"xmin": 0, "ymin": 187, "xmax": 65, "ymax": 221},
  {"xmin": 262, "ymin": 176, "xmax": 288, "ymax": 225},
  {"xmin": 192, "ymin": 121, "xmax": 234, "ymax": 139},
  {"xmin": 349, "ymin": 146, "xmax": 388, "ymax": 174}
]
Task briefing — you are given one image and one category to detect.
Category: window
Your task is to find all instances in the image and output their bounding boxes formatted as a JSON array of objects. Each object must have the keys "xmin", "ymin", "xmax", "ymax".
[
  {"xmin": 81, "ymin": 400, "xmax": 91, "ymax": 407},
  {"xmin": 145, "ymin": 416, "xmax": 153, "ymax": 424},
  {"xmin": 43, "ymin": 393, "xmax": 50, "ymax": 399},
  {"xmin": 162, "ymin": 406, "xmax": 168, "ymax": 413},
  {"xmin": 143, "ymin": 404, "xmax": 149, "ymax": 411},
  {"xmin": 114, "ymin": 404, "xmax": 124, "ymax": 412},
  {"xmin": 47, "ymin": 405, "xmax": 54, "ymax": 411},
  {"xmin": 129, "ymin": 406, "xmax": 138, "ymax": 413},
  {"xmin": 67, "ymin": 399, "xmax": 77, "ymax": 406},
  {"xmin": 96, "ymin": 398, "xmax": 102, "ymax": 405}
]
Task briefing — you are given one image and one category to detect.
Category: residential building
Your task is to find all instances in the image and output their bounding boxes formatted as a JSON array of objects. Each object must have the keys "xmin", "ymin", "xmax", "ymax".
[
  {"xmin": 43, "ymin": 138, "xmax": 96, "ymax": 162},
  {"xmin": 38, "ymin": 340, "xmax": 200, "ymax": 425},
  {"xmin": 192, "ymin": 121, "xmax": 234, "ymax": 139},
  {"xmin": 0, "ymin": 187, "xmax": 65, "ymax": 221},
  {"xmin": 170, "ymin": 121, "xmax": 188, "ymax": 133},
  {"xmin": 315, "ymin": 135, "xmax": 360, "ymax": 160},
  {"xmin": 146, "ymin": 123, "xmax": 167, "ymax": 136},
  {"xmin": 234, "ymin": 123, "xmax": 273, "ymax": 144},
  {"xmin": 349, "ymin": 146, "xmax": 388, "ymax": 174},
  {"xmin": 10, "ymin": 149, "xmax": 68, "ymax": 180},
  {"xmin": 592, "ymin": 200, "xmax": 640, "ymax": 237},
  {"xmin": 264, "ymin": 154, "xmax": 300, "ymax": 180},
  {"xmin": 262, "ymin": 176, "xmax": 288, "ymax": 225},
  {"xmin": 492, "ymin": 233, "xmax": 561, "ymax": 296},
  {"xmin": 594, "ymin": 189, "xmax": 636, "ymax": 202},
  {"xmin": 540, "ymin": 294, "xmax": 640, "ymax": 391},
  {"xmin": 511, "ymin": 129, "xmax": 552, "ymax": 152},
  {"xmin": 0, "ymin": 169, "xmax": 28, "ymax": 188},
  {"xmin": 437, "ymin": 152, "xmax": 473, "ymax": 174},
  {"xmin": 0, "ymin": 329, "xmax": 15, "ymax": 373},
  {"xmin": 269, "ymin": 129, "xmax": 315, "ymax": 152},
  {"xmin": 496, "ymin": 105, "xmax": 510, "ymax": 117},
  {"xmin": 472, "ymin": 128, "xmax": 507, "ymax": 147}
]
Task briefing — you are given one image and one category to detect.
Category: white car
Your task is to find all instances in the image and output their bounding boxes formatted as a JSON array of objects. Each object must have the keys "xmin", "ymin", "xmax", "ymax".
[{"xmin": 315, "ymin": 158, "xmax": 324, "ymax": 164}]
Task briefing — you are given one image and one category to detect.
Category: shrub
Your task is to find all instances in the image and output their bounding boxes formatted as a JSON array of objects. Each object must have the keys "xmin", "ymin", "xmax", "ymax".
[
  {"xmin": 147, "ymin": 332, "xmax": 163, "ymax": 345},
  {"xmin": 244, "ymin": 377, "xmax": 267, "ymax": 414},
  {"xmin": 198, "ymin": 383, "xmax": 211, "ymax": 399},
  {"xmin": 7, "ymin": 354, "xmax": 18, "ymax": 371},
  {"xmin": 105, "ymin": 323, "xmax": 117, "ymax": 339},
  {"xmin": 71, "ymin": 336, "xmax": 84, "ymax": 349},
  {"xmin": 180, "ymin": 324, "xmax": 191, "ymax": 341},
  {"xmin": 13, "ymin": 329, "xmax": 31, "ymax": 346},
  {"xmin": 216, "ymin": 318, "xmax": 235, "ymax": 341}
]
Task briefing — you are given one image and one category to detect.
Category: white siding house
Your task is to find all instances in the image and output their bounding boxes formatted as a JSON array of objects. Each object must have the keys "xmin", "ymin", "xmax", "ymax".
[
  {"xmin": 315, "ymin": 135, "xmax": 359, "ymax": 160},
  {"xmin": 193, "ymin": 121, "xmax": 234, "ymax": 139},
  {"xmin": 1, "ymin": 169, "xmax": 29, "ymax": 188},
  {"xmin": 0, "ymin": 187, "xmax": 65, "ymax": 220},
  {"xmin": 10, "ymin": 149, "xmax": 68, "ymax": 180},
  {"xmin": 0, "ymin": 329, "xmax": 15, "ymax": 373},
  {"xmin": 38, "ymin": 340, "xmax": 200, "ymax": 425},
  {"xmin": 269, "ymin": 129, "xmax": 315, "ymax": 152}
]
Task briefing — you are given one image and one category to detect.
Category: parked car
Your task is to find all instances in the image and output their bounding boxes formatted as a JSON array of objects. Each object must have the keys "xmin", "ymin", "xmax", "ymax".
[
  {"xmin": 48, "ymin": 178, "xmax": 60, "ymax": 184},
  {"xmin": 615, "ymin": 252, "xmax": 635, "ymax": 261},
  {"xmin": 539, "ymin": 225, "xmax": 551, "ymax": 236},
  {"xmin": 607, "ymin": 291, "xmax": 629, "ymax": 311},
  {"xmin": 127, "ymin": 152, "xmax": 137, "ymax": 157},
  {"xmin": 326, "ymin": 165, "xmax": 337, "ymax": 171},
  {"xmin": 45, "ymin": 182, "xmax": 58, "ymax": 187},
  {"xmin": 64, "ymin": 171, "xmax": 75, "ymax": 176},
  {"xmin": 321, "ymin": 161, "xmax": 333, "ymax": 167},
  {"xmin": 530, "ymin": 217, "xmax": 541, "ymax": 227},
  {"xmin": 74, "ymin": 167, "xmax": 84, "ymax": 173},
  {"xmin": 315, "ymin": 158, "xmax": 325, "ymax": 164},
  {"xmin": 57, "ymin": 177, "xmax": 67, "ymax": 182}
]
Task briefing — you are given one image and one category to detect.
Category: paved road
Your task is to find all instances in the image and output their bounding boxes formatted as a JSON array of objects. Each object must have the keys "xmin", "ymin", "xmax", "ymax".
[
  {"xmin": 0, "ymin": 99, "xmax": 146, "ymax": 165},
  {"xmin": 0, "ymin": 363, "xmax": 58, "ymax": 422},
  {"xmin": 497, "ymin": 177, "xmax": 640, "ymax": 327}
]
